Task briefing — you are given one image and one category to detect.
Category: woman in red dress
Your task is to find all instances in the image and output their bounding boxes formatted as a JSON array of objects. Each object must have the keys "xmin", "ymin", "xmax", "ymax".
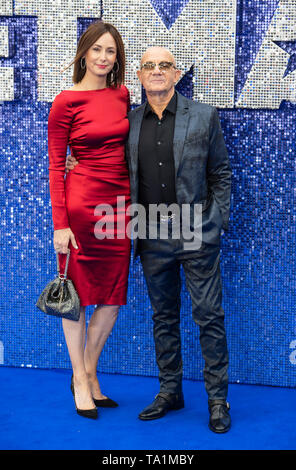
[{"xmin": 48, "ymin": 22, "xmax": 131, "ymax": 419}]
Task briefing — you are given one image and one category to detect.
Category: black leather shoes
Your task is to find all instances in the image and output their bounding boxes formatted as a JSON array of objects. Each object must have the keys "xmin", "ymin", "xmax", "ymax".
[
  {"xmin": 138, "ymin": 392, "xmax": 184, "ymax": 420},
  {"xmin": 208, "ymin": 399, "xmax": 231, "ymax": 433}
]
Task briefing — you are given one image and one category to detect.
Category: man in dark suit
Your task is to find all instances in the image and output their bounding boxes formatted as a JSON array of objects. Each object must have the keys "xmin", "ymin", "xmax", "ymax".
[
  {"xmin": 67, "ymin": 46, "xmax": 232, "ymax": 433},
  {"xmin": 127, "ymin": 46, "xmax": 231, "ymax": 433}
]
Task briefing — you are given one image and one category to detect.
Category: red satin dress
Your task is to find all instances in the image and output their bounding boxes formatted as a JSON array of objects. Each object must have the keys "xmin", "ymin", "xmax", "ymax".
[{"xmin": 48, "ymin": 85, "xmax": 131, "ymax": 306}]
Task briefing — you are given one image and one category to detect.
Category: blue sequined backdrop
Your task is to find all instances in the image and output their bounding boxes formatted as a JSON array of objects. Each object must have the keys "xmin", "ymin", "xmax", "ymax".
[{"xmin": 0, "ymin": 1, "xmax": 295, "ymax": 387}]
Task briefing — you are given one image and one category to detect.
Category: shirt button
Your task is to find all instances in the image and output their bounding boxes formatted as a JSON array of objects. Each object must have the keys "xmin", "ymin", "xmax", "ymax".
[
  {"xmin": 161, "ymin": 183, "xmax": 166, "ymax": 188},
  {"xmin": 158, "ymin": 121, "xmax": 162, "ymax": 125},
  {"xmin": 159, "ymin": 162, "xmax": 163, "ymax": 166},
  {"xmin": 157, "ymin": 141, "xmax": 161, "ymax": 145}
]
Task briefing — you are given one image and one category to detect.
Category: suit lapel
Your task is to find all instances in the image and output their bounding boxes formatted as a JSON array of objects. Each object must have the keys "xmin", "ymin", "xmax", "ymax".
[
  {"xmin": 128, "ymin": 103, "xmax": 146, "ymax": 176},
  {"xmin": 173, "ymin": 91, "xmax": 190, "ymax": 176}
]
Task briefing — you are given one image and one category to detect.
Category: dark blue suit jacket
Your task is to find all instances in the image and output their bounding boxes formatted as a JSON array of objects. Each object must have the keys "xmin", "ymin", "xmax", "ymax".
[{"xmin": 126, "ymin": 91, "xmax": 232, "ymax": 258}]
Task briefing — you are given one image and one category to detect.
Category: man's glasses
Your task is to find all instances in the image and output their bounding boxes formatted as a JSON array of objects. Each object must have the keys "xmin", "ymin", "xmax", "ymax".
[{"xmin": 140, "ymin": 61, "xmax": 176, "ymax": 72}]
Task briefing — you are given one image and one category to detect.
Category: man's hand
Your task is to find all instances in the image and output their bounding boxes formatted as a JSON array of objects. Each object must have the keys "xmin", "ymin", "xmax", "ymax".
[{"xmin": 65, "ymin": 153, "xmax": 79, "ymax": 173}]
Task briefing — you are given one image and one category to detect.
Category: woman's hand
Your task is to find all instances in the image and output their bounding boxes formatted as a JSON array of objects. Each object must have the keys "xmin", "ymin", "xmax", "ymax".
[
  {"xmin": 65, "ymin": 153, "xmax": 79, "ymax": 173},
  {"xmin": 54, "ymin": 228, "xmax": 78, "ymax": 253}
]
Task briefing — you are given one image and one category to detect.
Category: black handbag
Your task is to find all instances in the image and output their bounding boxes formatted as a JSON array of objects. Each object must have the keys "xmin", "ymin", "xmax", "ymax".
[{"xmin": 36, "ymin": 250, "xmax": 80, "ymax": 321}]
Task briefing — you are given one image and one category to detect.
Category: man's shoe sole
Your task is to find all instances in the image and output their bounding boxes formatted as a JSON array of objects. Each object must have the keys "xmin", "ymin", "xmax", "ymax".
[
  {"xmin": 208, "ymin": 422, "xmax": 231, "ymax": 433},
  {"xmin": 138, "ymin": 402, "xmax": 184, "ymax": 421}
]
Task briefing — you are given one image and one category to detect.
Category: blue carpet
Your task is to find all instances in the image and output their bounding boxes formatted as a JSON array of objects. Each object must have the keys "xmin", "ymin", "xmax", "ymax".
[{"xmin": 0, "ymin": 366, "xmax": 295, "ymax": 450}]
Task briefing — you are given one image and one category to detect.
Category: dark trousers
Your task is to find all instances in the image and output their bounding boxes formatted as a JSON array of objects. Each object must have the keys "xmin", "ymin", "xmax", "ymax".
[{"xmin": 138, "ymin": 220, "xmax": 229, "ymax": 400}]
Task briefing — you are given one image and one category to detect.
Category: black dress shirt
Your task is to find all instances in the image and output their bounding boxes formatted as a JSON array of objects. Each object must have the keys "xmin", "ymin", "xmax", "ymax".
[{"xmin": 138, "ymin": 92, "xmax": 177, "ymax": 209}]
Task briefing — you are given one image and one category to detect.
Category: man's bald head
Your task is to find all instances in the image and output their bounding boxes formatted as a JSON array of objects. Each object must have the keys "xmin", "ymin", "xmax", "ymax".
[{"xmin": 140, "ymin": 46, "xmax": 176, "ymax": 66}]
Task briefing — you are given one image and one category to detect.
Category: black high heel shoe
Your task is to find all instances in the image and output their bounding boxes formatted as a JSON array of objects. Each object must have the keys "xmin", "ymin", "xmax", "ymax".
[
  {"xmin": 70, "ymin": 375, "xmax": 98, "ymax": 420},
  {"xmin": 76, "ymin": 374, "xmax": 119, "ymax": 407},
  {"xmin": 93, "ymin": 397, "xmax": 118, "ymax": 408}
]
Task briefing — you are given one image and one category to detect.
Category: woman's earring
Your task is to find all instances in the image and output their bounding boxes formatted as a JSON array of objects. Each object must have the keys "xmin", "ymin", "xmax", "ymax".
[
  {"xmin": 112, "ymin": 60, "xmax": 119, "ymax": 74},
  {"xmin": 80, "ymin": 57, "xmax": 86, "ymax": 69}
]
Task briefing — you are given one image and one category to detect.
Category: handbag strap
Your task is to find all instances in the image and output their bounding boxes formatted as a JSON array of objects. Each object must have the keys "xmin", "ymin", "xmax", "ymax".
[{"xmin": 56, "ymin": 250, "xmax": 70, "ymax": 280}]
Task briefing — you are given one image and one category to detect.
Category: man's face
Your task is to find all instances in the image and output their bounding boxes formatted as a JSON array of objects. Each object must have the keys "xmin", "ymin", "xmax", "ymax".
[{"xmin": 137, "ymin": 47, "xmax": 181, "ymax": 94}]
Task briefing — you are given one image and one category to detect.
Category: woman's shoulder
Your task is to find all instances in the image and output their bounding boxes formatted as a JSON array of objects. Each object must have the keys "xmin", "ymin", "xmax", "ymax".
[
  {"xmin": 51, "ymin": 90, "xmax": 73, "ymax": 107},
  {"xmin": 116, "ymin": 85, "xmax": 130, "ymax": 105},
  {"xmin": 111, "ymin": 84, "xmax": 129, "ymax": 97},
  {"xmin": 49, "ymin": 90, "xmax": 74, "ymax": 120},
  {"xmin": 120, "ymin": 84, "xmax": 129, "ymax": 95}
]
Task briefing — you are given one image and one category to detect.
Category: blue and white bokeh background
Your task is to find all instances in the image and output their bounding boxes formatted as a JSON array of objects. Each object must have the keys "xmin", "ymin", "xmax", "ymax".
[{"xmin": 0, "ymin": 0, "xmax": 295, "ymax": 387}]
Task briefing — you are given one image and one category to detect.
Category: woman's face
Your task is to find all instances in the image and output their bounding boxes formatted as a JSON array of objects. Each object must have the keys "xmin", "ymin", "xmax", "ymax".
[{"xmin": 84, "ymin": 32, "xmax": 117, "ymax": 79}]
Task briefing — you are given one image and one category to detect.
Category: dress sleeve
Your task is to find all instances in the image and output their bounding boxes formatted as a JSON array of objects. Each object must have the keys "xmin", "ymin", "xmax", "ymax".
[{"xmin": 48, "ymin": 92, "xmax": 72, "ymax": 230}]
